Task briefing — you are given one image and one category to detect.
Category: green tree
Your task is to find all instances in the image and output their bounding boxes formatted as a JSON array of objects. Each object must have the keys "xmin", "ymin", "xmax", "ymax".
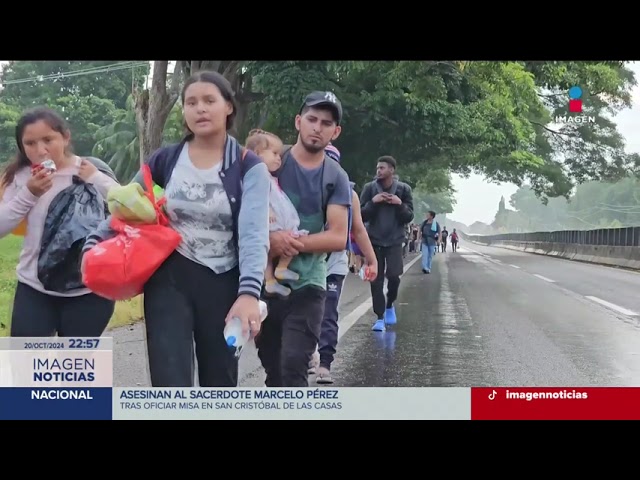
[
  {"xmin": 54, "ymin": 94, "xmax": 120, "ymax": 156},
  {"xmin": 92, "ymin": 97, "xmax": 139, "ymax": 182},
  {"xmin": 93, "ymin": 98, "xmax": 185, "ymax": 182},
  {"xmin": 0, "ymin": 61, "xmax": 147, "ymax": 110},
  {"xmin": 0, "ymin": 102, "xmax": 21, "ymax": 164},
  {"xmin": 245, "ymin": 61, "xmax": 637, "ymax": 201},
  {"xmin": 0, "ymin": 61, "xmax": 148, "ymax": 158},
  {"xmin": 522, "ymin": 61, "xmax": 639, "ymax": 199}
]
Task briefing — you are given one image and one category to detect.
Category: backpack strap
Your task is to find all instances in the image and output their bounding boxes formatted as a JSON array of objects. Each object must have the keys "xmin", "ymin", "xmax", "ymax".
[
  {"xmin": 82, "ymin": 156, "xmax": 118, "ymax": 182},
  {"xmin": 346, "ymin": 195, "xmax": 353, "ymax": 252},
  {"xmin": 322, "ymin": 158, "xmax": 354, "ymax": 252},
  {"xmin": 374, "ymin": 178, "xmax": 399, "ymax": 196},
  {"xmin": 345, "ymin": 182, "xmax": 355, "ymax": 252},
  {"xmin": 387, "ymin": 179, "xmax": 399, "ymax": 196},
  {"xmin": 321, "ymin": 154, "xmax": 340, "ymax": 224},
  {"xmin": 238, "ymin": 146, "xmax": 250, "ymax": 179}
]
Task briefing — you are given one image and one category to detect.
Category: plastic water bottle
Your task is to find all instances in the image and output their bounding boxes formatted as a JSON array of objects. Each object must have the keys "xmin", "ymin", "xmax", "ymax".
[
  {"xmin": 224, "ymin": 300, "xmax": 268, "ymax": 357},
  {"xmin": 359, "ymin": 265, "xmax": 369, "ymax": 281}
]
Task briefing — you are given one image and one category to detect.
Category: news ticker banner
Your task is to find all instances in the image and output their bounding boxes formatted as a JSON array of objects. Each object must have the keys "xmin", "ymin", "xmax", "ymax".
[
  {"xmin": 0, "ymin": 337, "xmax": 113, "ymax": 420},
  {"xmin": 113, "ymin": 386, "xmax": 640, "ymax": 420},
  {"xmin": 2, "ymin": 338, "xmax": 640, "ymax": 420}
]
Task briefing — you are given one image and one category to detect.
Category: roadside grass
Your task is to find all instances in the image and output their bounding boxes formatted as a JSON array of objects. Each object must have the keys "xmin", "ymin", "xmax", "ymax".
[{"xmin": 0, "ymin": 235, "xmax": 143, "ymax": 337}]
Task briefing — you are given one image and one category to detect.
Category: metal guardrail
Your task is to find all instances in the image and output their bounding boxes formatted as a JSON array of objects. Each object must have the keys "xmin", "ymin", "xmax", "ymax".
[{"xmin": 461, "ymin": 227, "xmax": 640, "ymax": 247}]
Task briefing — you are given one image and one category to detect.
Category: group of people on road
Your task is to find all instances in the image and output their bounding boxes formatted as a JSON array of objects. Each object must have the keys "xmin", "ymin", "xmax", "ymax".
[
  {"xmin": 417, "ymin": 213, "xmax": 460, "ymax": 274},
  {"xmin": 0, "ymin": 69, "xmax": 454, "ymax": 389}
]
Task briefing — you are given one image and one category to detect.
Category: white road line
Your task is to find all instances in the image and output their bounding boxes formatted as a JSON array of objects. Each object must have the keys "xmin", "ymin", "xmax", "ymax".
[
  {"xmin": 464, "ymin": 246, "xmax": 499, "ymax": 262},
  {"xmin": 462, "ymin": 246, "xmax": 485, "ymax": 256},
  {"xmin": 510, "ymin": 264, "xmax": 521, "ymax": 269},
  {"xmin": 337, "ymin": 254, "xmax": 423, "ymax": 340},
  {"xmin": 462, "ymin": 246, "xmax": 506, "ymax": 265},
  {"xmin": 533, "ymin": 274, "xmax": 556, "ymax": 283},
  {"xmin": 585, "ymin": 296, "xmax": 639, "ymax": 317}
]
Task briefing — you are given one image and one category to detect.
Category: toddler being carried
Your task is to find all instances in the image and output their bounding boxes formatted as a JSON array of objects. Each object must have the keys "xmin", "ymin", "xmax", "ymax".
[{"xmin": 245, "ymin": 129, "xmax": 307, "ymax": 297}]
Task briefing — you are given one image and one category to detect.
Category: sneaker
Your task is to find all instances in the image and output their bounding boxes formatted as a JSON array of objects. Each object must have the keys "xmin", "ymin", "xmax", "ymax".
[
  {"xmin": 316, "ymin": 366, "xmax": 334, "ymax": 384},
  {"xmin": 384, "ymin": 306, "xmax": 397, "ymax": 325},
  {"xmin": 372, "ymin": 318, "xmax": 386, "ymax": 332}
]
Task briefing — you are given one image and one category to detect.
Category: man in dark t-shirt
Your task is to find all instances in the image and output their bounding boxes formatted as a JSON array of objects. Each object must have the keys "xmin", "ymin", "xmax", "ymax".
[{"xmin": 256, "ymin": 91, "xmax": 352, "ymax": 387}]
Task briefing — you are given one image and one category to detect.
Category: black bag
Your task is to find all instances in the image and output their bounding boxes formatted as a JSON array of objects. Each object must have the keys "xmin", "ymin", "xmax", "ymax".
[{"xmin": 38, "ymin": 176, "xmax": 108, "ymax": 293}]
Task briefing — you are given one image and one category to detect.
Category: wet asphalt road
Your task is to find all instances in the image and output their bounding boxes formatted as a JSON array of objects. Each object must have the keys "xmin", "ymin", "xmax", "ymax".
[
  {"xmin": 109, "ymin": 244, "xmax": 640, "ymax": 387},
  {"xmin": 315, "ymin": 243, "xmax": 640, "ymax": 387},
  {"xmin": 466, "ymin": 242, "xmax": 640, "ymax": 314}
]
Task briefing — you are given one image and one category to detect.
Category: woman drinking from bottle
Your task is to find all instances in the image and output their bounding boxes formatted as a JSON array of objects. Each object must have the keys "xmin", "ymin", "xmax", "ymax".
[{"xmin": 0, "ymin": 107, "xmax": 118, "ymax": 337}]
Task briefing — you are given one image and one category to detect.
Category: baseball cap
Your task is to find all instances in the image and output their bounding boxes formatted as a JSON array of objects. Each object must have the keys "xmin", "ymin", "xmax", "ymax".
[
  {"xmin": 301, "ymin": 91, "xmax": 343, "ymax": 125},
  {"xmin": 325, "ymin": 144, "xmax": 341, "ymax": 162}
]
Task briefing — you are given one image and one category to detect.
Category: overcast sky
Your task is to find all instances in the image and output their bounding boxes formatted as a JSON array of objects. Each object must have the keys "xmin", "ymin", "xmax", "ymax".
[{"xmin": 3, "ymin": 60, "xmax": 639, "ymax": 226}]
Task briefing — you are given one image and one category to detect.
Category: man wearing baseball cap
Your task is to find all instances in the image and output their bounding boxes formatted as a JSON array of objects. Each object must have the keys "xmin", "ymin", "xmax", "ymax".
[
  {"xmin": 300, "ymin": 91, "xmax": 343, "ymax": 126},
  {"xmin": 256, "ymin": 91, "xmax": 352, "ymax": 387}
]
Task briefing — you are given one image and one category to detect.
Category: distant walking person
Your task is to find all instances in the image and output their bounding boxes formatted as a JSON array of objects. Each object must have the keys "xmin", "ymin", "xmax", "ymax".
[
  {"xmin": 360, "ymin": 156, "xmax": 413, "ymax": 332},
  {"xmin": 450, "ymin": 228, "xmax": 459, "ymax": 252},
  {"xmin": 409, "ymin": 224, "xmax": 419, "ymax": 253},
  {"xmin": 420, "ymin": 211, "xmax": 440, "ymax": 274},
  {"xmin": 440, "ymin": 226, "xmax": 449, "ymax": 252}
]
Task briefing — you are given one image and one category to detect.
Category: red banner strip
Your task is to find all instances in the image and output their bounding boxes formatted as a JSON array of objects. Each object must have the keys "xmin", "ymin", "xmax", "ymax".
[{"xmin": 471, "ymin": 387, "xmax": 640, "ymax": 420}]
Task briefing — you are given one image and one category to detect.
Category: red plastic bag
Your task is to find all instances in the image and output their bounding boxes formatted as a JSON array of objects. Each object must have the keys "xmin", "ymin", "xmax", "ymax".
[{"xmin": 82, "ymin": 165, "xmax": 182, "ymax": 300}]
